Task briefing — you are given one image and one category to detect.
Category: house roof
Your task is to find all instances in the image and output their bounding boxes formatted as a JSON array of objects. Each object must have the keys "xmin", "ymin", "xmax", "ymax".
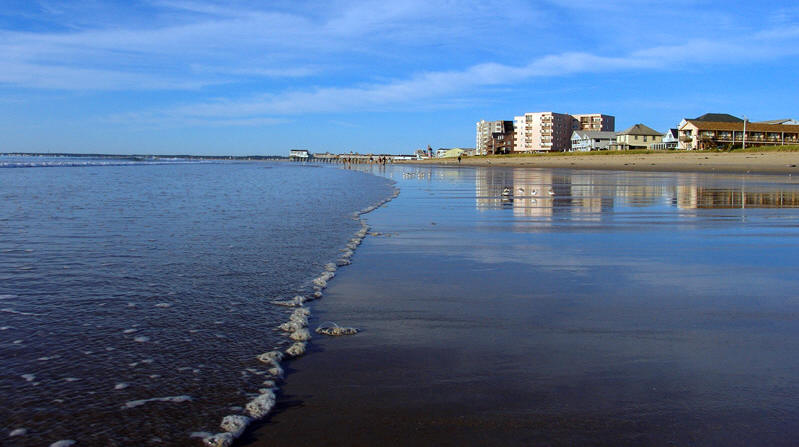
[
  {"xmin": 691, "ymin": 113, "xmax": 743, "ymax": 123},
  {"xmin": 756, "ymin": 118, "xmax": 799, "ymax": 125},
  {"xmin": 681, "ymin": 120, "xmax": 799, "ymax": 132},
  {"xmin": 618, "ymin": 124, "xmax": 661, "ymax": 136},
  {"xmin": 572, "ymin": 130, "xmax": 616, "ymax": 139}
]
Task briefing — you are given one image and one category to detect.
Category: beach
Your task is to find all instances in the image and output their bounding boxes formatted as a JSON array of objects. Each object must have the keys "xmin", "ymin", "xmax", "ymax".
[
  {"xmin": 401, "ymin": 151, "xmax": 799, "ymax": 175},
  {"xmin": 243, "ymin": 165, "xmax": 799, "ymax": 446}
]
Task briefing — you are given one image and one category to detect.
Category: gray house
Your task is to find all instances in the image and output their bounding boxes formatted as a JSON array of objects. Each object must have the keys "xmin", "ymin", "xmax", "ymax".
[{"xmin": 570, "ymin": 130, "xmax": 617, "ymax": 151}]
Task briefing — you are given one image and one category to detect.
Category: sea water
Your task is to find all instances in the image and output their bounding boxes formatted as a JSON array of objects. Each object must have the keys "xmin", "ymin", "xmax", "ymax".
[{"xmin": 0, "ymin": 156, "xmax": 394, "ymax": 446}]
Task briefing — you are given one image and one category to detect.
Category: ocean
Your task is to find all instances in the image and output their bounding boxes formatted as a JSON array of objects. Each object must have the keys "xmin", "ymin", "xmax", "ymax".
[{"xmin": 0, "ymin": 155, "xmax": 396, "ymax": 446}]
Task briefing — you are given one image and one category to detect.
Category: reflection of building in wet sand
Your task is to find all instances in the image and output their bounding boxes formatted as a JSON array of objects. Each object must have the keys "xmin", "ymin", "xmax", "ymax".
[
  {"xmin": 511, "ymin": 171, "xmax": 557, "ymax": 218},
  {"xmin": 614, "ymin": 183, "xmax": 674, "ymax": 207},
  {"xmin": 677, "ymin": 186, "xmax": 799, "ymax": 209},
  {"xmin": 568, "ymin": 173, "xmax": 614, "ymax": 219},
  {"xmin": 475, "ymin": 169, "xmax": 517, "ymax": 210}
]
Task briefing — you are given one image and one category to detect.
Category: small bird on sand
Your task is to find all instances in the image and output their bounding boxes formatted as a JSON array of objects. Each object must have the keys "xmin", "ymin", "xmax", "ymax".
[
  {"xmin": 531, "ymin": 189, "xmax": 538, "ymax": 196},
  {"xmin": 547, "ymin": 188, "xmax": 555, "ymax": 196}
]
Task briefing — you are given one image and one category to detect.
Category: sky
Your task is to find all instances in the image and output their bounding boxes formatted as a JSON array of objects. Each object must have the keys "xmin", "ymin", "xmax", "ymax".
[{"xmin": 1, "ymin": 0, "xmax": 798, "ymax": 156}]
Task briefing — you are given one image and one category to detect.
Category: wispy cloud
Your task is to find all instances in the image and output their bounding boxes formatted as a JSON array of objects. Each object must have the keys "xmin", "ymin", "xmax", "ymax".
[
  {"xmin": 156, "ymin": 30, "xmax": 799, "ymax": 123},
  {"xmin": 1, "ymin": 0, "xmax": 798, "ymax": 153}
]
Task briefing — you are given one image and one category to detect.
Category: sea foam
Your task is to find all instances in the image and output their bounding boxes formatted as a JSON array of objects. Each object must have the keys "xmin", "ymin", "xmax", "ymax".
[{"xmin": 245, "ymin": 389, "xmax": 276, "ymax": 418}]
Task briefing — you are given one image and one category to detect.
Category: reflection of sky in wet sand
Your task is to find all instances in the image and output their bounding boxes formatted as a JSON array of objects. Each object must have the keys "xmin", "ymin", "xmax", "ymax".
[
  {"xmin": 306, "ymin": 164, "xmax": 799, "ymax": 445},
  {"xmin": 372, "ymin": 164, "xmax": 799, "ymax": 323}
]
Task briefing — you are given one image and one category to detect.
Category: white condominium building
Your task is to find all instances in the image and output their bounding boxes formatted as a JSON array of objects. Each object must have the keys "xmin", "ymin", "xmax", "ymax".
[{"xmin": 513, "ymin": 112, "xmax": 573, "ymax": 152}]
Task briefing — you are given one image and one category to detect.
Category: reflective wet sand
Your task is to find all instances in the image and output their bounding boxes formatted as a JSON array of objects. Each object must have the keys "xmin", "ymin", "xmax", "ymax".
[{"xmin": 245, "ymin": 166, "xmax": 799, "ymax": 446}]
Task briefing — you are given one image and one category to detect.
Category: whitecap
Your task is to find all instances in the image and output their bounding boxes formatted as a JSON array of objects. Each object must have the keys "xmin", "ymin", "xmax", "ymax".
[
  {"xmin": 324, "ymin": 262, "xmax": 337, "ymax": 272},
  {"xmin": 63, "ymin": 377, "xmax": 81, "ymax": 382},
  {"xmin": 123, "ymin": 328, "xmax": 138, "ymax": 334},
  {"xmin": 123, "ymin": 395, "xmax": 192, "ymax": 408},
  {"xmin": 0, "ymin": 294, "xmax": 18, "ymax": 300},
  {"xmin": 154, "ymin": 303, "xmax": 172, "ymax": 308},
  {"xmin": 49, "ymin": 440, "xmax": 76, "ymax": 447},
  {"xmin": 9, "ymin": 428, "xmax": 27, "ymax": 437},
  {"xmin": 21, "ymin": 374, "xmax": 35, "ymax": 382},
  {"xmin": 115, "ymin": 383, "xmax": 129, "ymax": 390},
  {"xmin": 133, "ymin": 336, "xmax": 150, "ymax": 343},
  {"xmin": 271, "ymin": 296, "xmax": 304, "ymax": 307},
  {"xmin": 1, "ymin": 308, "xmax": 39, "ymax": 316}
]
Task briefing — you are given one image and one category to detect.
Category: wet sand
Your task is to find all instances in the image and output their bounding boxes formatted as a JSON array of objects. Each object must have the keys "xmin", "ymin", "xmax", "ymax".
[
  {"xmin": 401, "ymin": 151, "xmax": 799, "ymax": 175},
  {"xmin": 243, "ymin": 166, "xmax": 799, "ymax": 447}
]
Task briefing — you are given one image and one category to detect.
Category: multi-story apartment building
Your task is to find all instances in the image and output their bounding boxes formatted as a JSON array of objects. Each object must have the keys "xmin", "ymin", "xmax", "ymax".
[
  {"xmin": 512, "ymin": 112, "xmax": 615, "ymax": 152},
  {"xmin": 475, "ymin": 120, "xmax": 515, "ymax": 155},
  {"xmin": 571, "ymin": 114, "xmax": 615, "ymax": 132},
  {"xmin": 513, "ymin": 112, "xmax": 573, "ymax": 152}
]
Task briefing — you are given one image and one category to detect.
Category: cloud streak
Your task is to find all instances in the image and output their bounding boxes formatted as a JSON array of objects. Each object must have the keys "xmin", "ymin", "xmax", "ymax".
[{"xmin": 160, "ymin": 30, "xmax": 799, "ymax": 123}]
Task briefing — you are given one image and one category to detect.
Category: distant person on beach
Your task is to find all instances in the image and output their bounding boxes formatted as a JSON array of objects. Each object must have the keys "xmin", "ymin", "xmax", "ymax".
[{"xmin": 458, "ymin": 155, "xmax": 462, "ymax": 163}]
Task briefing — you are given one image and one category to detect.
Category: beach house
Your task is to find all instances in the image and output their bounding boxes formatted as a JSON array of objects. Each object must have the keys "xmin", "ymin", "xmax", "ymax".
[
  {"xmin": 570, "ymin": 130, "xmax": 617, "ymax": 151},
  {"xmin": 677, "ymin": 113, "xmax": 799, "ymax": 150},
  {"xmin": 613, "ymin": 124, "xmax": 663, "ymax": 150},
  {"xmin": 650, "ymin": 129, "xmax": 679, "ymax": 150}
]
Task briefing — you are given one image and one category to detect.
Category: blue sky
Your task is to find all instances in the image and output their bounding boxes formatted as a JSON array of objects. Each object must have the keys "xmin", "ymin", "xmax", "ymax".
[{"xmin": 1, "ymin": 0, "xmax": 798, "ymax": 155}]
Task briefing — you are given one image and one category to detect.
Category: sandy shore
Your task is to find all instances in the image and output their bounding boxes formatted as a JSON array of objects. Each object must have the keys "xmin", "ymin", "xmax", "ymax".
[
  {"xmin": 241, "ymin": 166, "xmax": 799, "ymax": 447},
  {"xmin": 400, "ymin": 151, "xmax": 799, "ymax": 174}
]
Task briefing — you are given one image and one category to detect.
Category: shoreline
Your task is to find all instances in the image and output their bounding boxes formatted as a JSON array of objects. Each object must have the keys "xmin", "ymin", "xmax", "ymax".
[{"xmin": 399, "ymin": 151, "xmax": 799, "ymax": 175}]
